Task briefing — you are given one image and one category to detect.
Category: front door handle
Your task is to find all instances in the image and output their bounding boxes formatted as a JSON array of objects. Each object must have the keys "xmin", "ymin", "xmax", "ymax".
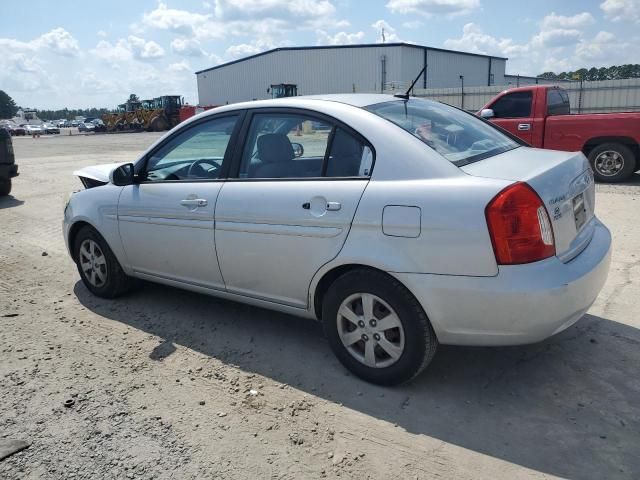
[
  {"xmin": 326, "ymin": 202, "xmax": 341, "ymax": 211},
  {"xmin": 181, "ymin": 198, "xmax": 208, "ymax": 207},
  {"xmin": 517, "ymin": 123, "xmax": 531, "ymax": 131}
]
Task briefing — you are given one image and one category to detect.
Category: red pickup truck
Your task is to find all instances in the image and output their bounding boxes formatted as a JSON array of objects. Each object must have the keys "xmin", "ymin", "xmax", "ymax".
[{"xmin": 479, "ymin": 85, "xmax": 640, "ymax": 182}]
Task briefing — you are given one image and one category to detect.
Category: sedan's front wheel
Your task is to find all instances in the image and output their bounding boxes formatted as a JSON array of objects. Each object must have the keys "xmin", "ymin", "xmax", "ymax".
[
  {"xmin": 74, "ymin": 226, "xmax": 132, "ymax": 298},
  {"xmin": 322, "ymin": 269, "xmax": 438, "ymax": 385}
]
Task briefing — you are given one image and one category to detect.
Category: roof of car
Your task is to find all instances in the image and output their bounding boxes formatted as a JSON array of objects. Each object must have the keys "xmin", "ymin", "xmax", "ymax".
[{"xmin": 294, "ymin": 93, "xmax": 401, "ymax": 107}]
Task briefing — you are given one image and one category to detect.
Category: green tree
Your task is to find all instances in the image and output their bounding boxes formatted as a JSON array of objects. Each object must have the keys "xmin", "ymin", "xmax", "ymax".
[
  {"xmin": 0, "ymin": 90, "xmax": 18, "ymax": 119},
  {"xmin": 128, "ymin": 94, "xmax": 140, "ymax": 103}
]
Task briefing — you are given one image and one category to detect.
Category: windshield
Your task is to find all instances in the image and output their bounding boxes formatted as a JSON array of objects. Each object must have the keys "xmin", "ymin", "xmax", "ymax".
[{"xmin": 366, "ymin": 98, "xmax": 520, "ymax": 165}]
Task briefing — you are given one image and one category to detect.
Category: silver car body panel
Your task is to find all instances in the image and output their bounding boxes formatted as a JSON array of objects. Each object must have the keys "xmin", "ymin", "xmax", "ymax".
[{"xmin": 64, "ymin": 94, "xmax": 612, "ymax": 346}]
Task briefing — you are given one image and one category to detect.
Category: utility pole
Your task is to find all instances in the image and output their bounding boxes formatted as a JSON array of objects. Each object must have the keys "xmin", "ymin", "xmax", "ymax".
[
  {"xmin": 381, "ymin": 28, "xmax": 386, "ymax": 43},
  {"xmin": 459, "ymin": 75, "xmax": 465, "ymax": 110}
]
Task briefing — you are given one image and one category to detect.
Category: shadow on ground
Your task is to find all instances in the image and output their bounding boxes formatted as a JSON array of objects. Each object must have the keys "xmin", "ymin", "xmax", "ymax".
[
  {"xmin": 0, "ymin": 196, "xmax": 24, "ymax": 209},
  {"xmin": 75, "ymin": 281, "xmax": 639, "ymax": 479}
]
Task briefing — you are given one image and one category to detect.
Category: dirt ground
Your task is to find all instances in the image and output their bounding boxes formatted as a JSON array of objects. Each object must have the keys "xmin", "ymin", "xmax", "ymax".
[{"xmin": 1, "ymin": 132, "xmax": 639, "ymax": 480}]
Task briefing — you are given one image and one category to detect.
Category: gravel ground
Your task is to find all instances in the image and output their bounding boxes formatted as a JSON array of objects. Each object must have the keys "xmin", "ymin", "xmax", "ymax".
[{"xmin": 1, "ymin": 132, "xmax": 639, "ymax": 479}]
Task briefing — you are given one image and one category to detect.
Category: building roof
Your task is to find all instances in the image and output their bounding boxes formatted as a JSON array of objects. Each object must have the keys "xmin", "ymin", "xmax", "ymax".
[{"xmin": 195, "ymin": 42, "xmax": 508, "ymax": 75}]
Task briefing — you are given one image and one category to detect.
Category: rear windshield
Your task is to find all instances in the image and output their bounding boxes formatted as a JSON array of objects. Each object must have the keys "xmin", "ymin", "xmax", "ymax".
[{"xmin": 366, "ymin": 98, "xmax": 520, "ymax": 166}]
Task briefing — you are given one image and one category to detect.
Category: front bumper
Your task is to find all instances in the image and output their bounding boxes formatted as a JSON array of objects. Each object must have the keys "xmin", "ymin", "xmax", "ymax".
[{"xmin": 394, "ymin": 218, "xmax": 612, "ymax": 346}]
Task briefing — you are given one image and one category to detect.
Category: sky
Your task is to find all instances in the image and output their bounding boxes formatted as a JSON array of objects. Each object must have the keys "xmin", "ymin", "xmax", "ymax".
[{"xmin": 1, "ymin": 0, "xmax": 639, "ymax": 110}]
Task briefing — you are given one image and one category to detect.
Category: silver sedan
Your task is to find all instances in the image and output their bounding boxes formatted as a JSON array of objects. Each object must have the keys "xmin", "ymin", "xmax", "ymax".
[{"xmin": 63, "ymin": 94, "xmax": 611, "ymax": 385}]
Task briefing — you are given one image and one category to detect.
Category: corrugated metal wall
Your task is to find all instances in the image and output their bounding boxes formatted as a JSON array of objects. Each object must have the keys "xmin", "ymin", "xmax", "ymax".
[
  {"xmin": 197, "ymin": 46, "xmax": 404, "ymax": 105},
  {"xmin": 410, "ymin": 78, "xmax": 640, "ymax": 113},
  {"xmin": 426, "ymin": 50, "xmax": 491, "ymax": 88},
  {"xmin": 197, "ymin": 45, "xmax": 504, "ymax": 105}
]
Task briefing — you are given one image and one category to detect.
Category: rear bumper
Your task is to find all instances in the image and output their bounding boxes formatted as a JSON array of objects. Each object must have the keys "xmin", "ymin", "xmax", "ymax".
[{"xmin": 394, "ymin": 218, "xmax": 611, "ymax": 346}]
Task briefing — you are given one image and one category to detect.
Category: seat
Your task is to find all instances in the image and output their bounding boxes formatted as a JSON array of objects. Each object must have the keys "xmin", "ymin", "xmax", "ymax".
[
  {"xmin": 325, "ymin": 129, "xmax": 364, "ymax": 177},
  {"xmin": 250, "ymin": 133, "xmax": 295, "ymax": 178}
]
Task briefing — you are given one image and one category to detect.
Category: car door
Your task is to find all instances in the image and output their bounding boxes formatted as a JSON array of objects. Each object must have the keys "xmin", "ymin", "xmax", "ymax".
[
  {"xmin": 214, "ymin": 109, "xmax": 374, "ymax": 308},
  {"xmin": 487, "ymin": 90, "xmax": 534, "ymax": 144},
  {"xmin": 118, "ymin": 113, "xmax": 241, "ymax": 290}
]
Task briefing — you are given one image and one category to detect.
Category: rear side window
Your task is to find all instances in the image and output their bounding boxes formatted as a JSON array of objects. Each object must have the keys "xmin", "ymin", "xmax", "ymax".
[
  {"xmin": 491, "ymin": 91, "xmax": 532, "ymax": 118},
  {"xmin": 547, "ymin": 89, "xmax": 570, "ymax": 116}
]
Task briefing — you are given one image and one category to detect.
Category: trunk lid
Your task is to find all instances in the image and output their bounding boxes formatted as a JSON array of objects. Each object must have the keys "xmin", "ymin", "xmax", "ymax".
[{"xmin": 462, "ymin": 147, "xmax": 595, "ymax": 262}]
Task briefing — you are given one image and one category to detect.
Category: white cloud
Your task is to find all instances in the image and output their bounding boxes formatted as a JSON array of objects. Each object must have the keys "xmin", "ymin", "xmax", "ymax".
[
  {"xmin": 225, "ymin": 38, "xmax": 276, "ymax": 59},
  {"xmin": 168, "ymin": 60, "xmax": 192, "ymax": 72},
  {"xmin": 213, "ymin": 0, "xmax": 335, "ymax": 20},
  {"xmin": 142, "ymin": 2, "xmax": 211, "ymax": 35},
  {"xmin": 90, "ymin": 39, "xmax": 133, "ymax": 64},
  {"xmin": 371, "ymin": 19, "xmax": 401, "ymax": 42},
  {"xmin": 444, "ymin": 23, "xmax": 527, "ymax": 57},
  {"xmin": 386, "ymin": 0, "xmax": 479, "ymax": 17},
  {"xmin": 127, "ymin": 35, "xmax": 165, "ymax": 59},
  {"xmin": 316, "ymin": 30, "xmax": 365, "ymax": 45},
  {"xmin": 97, "ymin": 30, "xmax": 108, "ymax": 38},
  {"xmin": 541, "ymin": 12, "xmax": 595, "ymax": 29},
  {"xmin": 171, "ymin": 37, "xmax": 206, "ymax": 56},
  {"xmin": 0, "ymin": 28, "xmax": 80, "ymax": 57},
  {"xmin": 90, "ymin": 36, "xmax": 165, "ymax": 66},
  {"xmin": 575, "ymin": 31, "xmax": 628, "ymax": 63},
  {"xmin": 402, "ymin": 20, "xmax": 424, "ymax": 29},
  {"xmin": 601, "ymin": 0, "xmax": 640, "ymax": 23}
]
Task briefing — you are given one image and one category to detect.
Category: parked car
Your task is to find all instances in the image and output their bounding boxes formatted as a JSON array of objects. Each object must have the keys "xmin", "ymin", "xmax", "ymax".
[
  {"xmin": 0, "ymin": 121, "xmax": 25, "ymax": 136},
  {"xmin": 24, "ymin": 124, "xmax": 43, "ymax": 136},
  {"xmin": 78, "ymin": 122, "xmax": 95, "ymax": 132},
  {"xmin": 479, "ymin": 85, "xmax": 640, "ymax": 182},
  {"xmin": 63, "ymin": 94, "xmax": 611, "ymax": 385},
  {"xmin": 42, "ymin": 123, "xmax": 60, "ymax": 134},
  {"xmin": 57, "ymin": 120, "xmax": 69, "ymax": 128},
  {"xmin": 91, "ymin": 119, "xmax": 107, "ymax": 133},
  {"xmin": 71, "ymin": 120, "xmax": 79, "ymax": 127},
  {"xmin": 0, "ymin": 127, "xmax": 18, "ymax": 195}
]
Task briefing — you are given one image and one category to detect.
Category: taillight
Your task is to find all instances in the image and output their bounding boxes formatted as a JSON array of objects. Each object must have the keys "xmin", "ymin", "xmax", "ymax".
[{"xmin": 485, "ymin": 182, "xmax": 555, "ymax": 265}]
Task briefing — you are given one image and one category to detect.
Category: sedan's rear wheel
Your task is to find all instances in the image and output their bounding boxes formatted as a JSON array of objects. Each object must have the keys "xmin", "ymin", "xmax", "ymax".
[
  {"xmin": 74, "ymin": 226, "xmax": 132, "ymax": 298},
  {"xmin": 322, "ymin": 269, "xmax": 438, "ymax": 385}
]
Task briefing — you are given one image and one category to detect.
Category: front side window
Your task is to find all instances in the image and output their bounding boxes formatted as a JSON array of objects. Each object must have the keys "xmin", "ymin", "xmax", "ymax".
[
  {"xmin": 366, "ymin": 99, "xmax": 520, "ymax": 165},
  {"xmin": 144, "ymin": 115, "xmax": 238, "ymax": 182},
  {"xmin": 490, "ymin": 91, "xmax": 532, "ymax": 118},
  {"xmin": 239, "ymin": 112, "xmax": 372, "ymax": 179}
]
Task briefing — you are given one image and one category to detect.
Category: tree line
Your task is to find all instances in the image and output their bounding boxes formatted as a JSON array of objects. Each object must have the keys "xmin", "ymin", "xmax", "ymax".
[{"xmin": 539, "ymin": 64, "xmax": 640, "ymax": 81}]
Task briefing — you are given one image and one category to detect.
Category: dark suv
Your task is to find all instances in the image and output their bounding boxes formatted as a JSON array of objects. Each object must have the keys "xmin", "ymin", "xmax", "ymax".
[{"xmin": 0, "ymin": 127, "xmax": 18, "ymax": 196}]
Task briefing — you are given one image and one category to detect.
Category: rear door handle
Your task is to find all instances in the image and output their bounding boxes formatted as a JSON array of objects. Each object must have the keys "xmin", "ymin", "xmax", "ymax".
[
  {"xmin": 517, "ymin": 123, "xmax": 531, "ymax": 131},
  {"xmin": 181, "ymin": 198, "xmax": 208, "ymax": 207},
  {"xmin": 326, "ymin": 202, "xmax": 341, "ymax": 211}
]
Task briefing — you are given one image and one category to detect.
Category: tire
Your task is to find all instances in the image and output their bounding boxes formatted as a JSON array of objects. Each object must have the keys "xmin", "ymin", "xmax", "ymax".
[
  {"xmin": 0, "ymin": 178, "xmax": 11, "ymax": 196},
  {"xmin": 73, "ymin": 225, "xmax": 133, "ymax": 298},
  {"xmin": 321, "ymin": 269, "xmax": 438, "ymax": 386},
  {"xmin": 588, "ymin": 143, "xmax": 636, "ymax": 183}
]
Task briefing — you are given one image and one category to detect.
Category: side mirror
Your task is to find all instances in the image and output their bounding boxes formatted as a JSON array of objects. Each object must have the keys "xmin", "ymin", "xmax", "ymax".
[
  {"xmin": 480, "ymin": 108, "xmax": 495, "ymax": 119},
  {"xmin": 291, "ymin": 142, "xmax": 304, "ymax": 158},
  {"xmin": 110, "ymin": 163, "xmax": 135, "ymax": 186}
]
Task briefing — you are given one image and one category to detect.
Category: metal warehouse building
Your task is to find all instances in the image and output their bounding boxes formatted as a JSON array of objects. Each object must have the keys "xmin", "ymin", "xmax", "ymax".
[{"xmin": 196, "ymin": 43, "xmax": 507, "ymax": 106}]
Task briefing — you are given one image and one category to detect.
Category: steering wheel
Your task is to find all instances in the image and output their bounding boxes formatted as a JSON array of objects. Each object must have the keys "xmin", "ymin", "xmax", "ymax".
[{"xmin": 187, "ymin": 159, "xmax": 220, "ymax": 179}]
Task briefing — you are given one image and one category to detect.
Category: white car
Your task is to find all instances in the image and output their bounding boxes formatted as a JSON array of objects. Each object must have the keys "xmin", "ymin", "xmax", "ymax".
[
  {"xmin": 25, "ymin": 124, "xmax": 43, "ymax": 135},
  {"xmin": 63, "ymin": 94, "xmax": 611, "ymax": 385}
]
